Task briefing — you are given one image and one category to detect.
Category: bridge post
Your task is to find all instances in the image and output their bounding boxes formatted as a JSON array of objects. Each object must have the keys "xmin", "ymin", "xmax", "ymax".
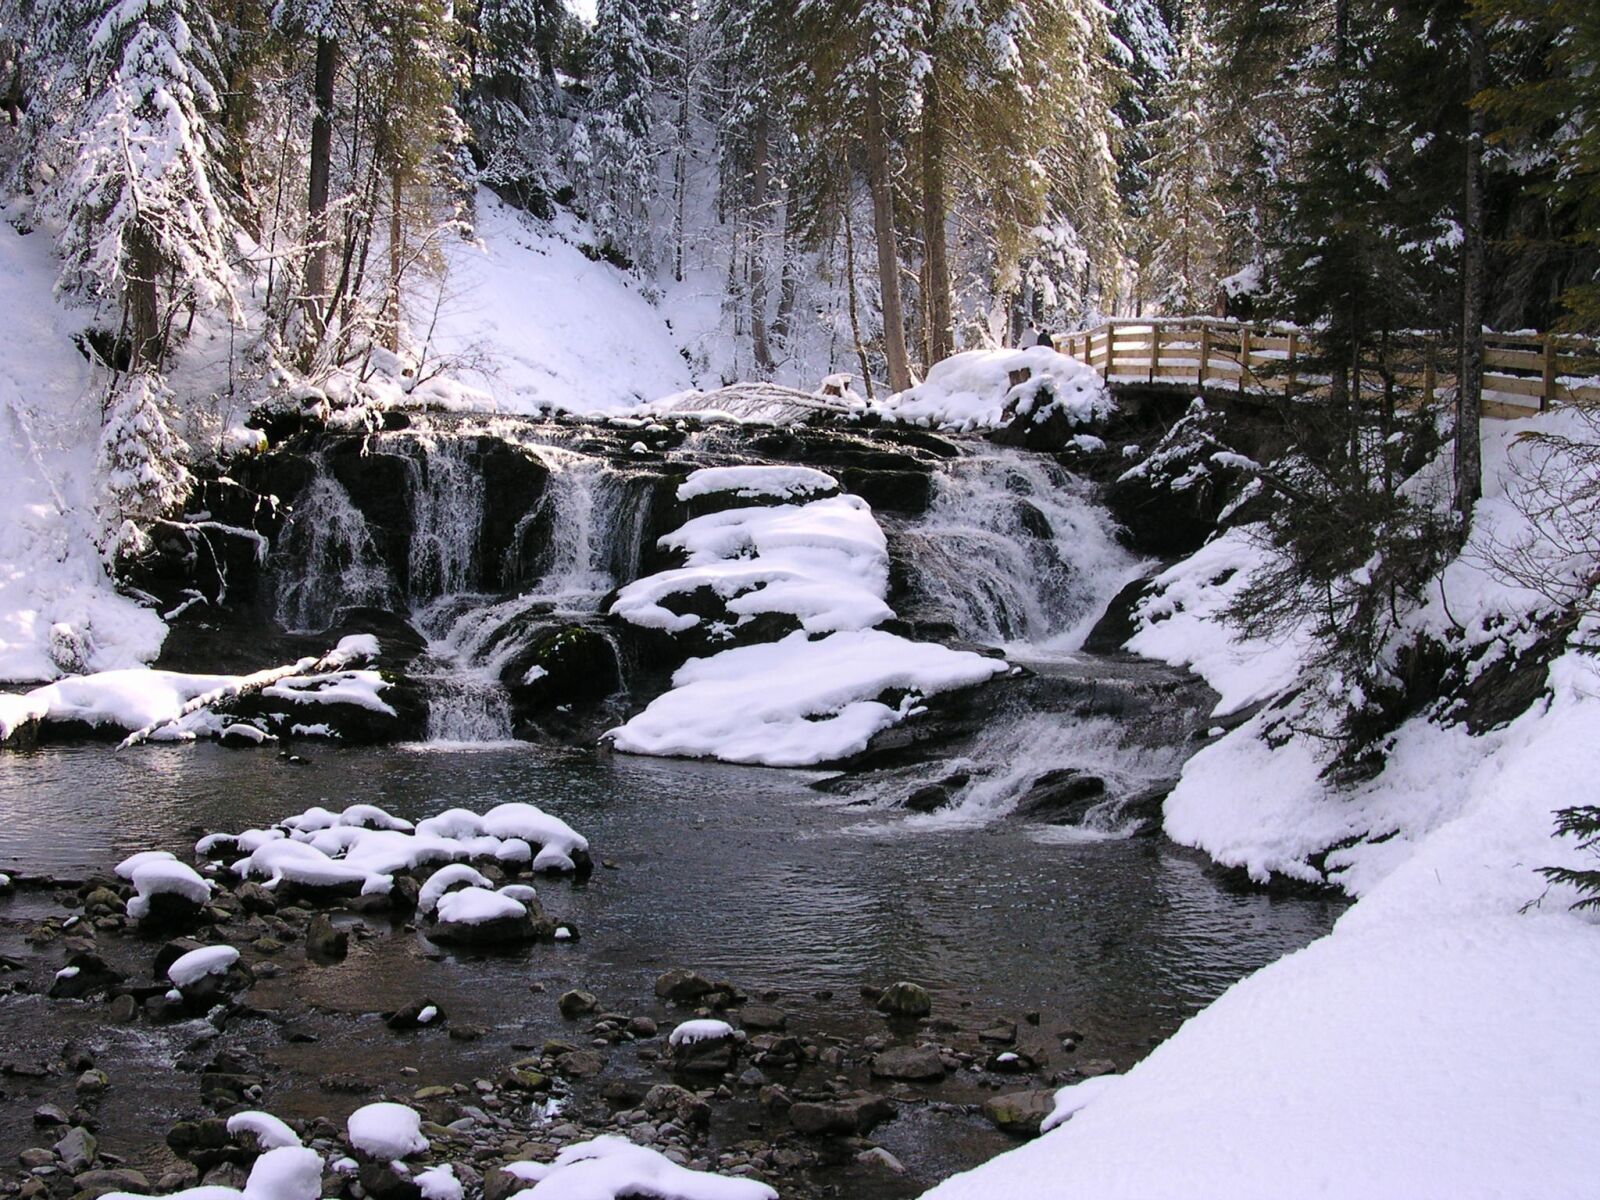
[
  {"xmin": 1198, "ymin": 325, "xmax": 1211, "ymax": 389},
  {"xmin": 1240, "ymin": 326, "xmax": 1253, "ymax": 389},
  {"xmin": 1150, "ymin": 325, "xmax": 1161, "ymax": 383},
  {"xmin": 1542, "ymin": 335, "xmax": 1556, "ymax": 412},
  {"xmin": 1287, "ymin": 330, "xmax": 1298, "ymax": 396},
  {"xmin": 1424, "ymin": 336, "xmax": 1436, "ymax": 405}
]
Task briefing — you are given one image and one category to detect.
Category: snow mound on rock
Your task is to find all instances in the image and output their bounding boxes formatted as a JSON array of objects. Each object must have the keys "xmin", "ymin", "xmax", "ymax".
[
  {"xmin": 347, "ymin": 1102, "xmax": 428, "ymax": 1160},
  {"xmin": 168, "ymin": 945, "xmax": 240, "ymax": 987},
  {"xmin": 872, "ymin": 347, "xmax": 1112, "ymax": 433},
  {"xmin": 608, "ymin": 629, "xmax": 1005, "ymax": 767},
  {"xmin": 508, "ymin": 1135, "xmax": 775, "ymax": 1200}
]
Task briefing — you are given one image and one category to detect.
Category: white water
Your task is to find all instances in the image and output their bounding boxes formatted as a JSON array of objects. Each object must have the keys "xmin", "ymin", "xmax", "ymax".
[
  {"xmin": 895, "ymin": 450, "xmax": 1145, "ymax": 651},
  {"xmin": 868, "ymin": 450, "xmax": 1186, "ymax": 834},
  {"xmin": 274, "ymin": 467, "xmax": 400, "ymax": 631}
]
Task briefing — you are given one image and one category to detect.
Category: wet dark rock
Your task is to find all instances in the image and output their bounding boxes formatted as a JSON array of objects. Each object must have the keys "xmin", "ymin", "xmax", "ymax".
[
  {"xmin": 625, "ymin": 1016, "xmax": 658, "ymax": 1038},
  {"xmin": 1011, "ymin": 770, "xmax": 1106, "ymax": 822},
  {"xmin": 305, "ymin": 915, "xmax": 348, "ymax": 961},
  {"xmin": 979, "ymin": 1022, "xmax": 1018, "ymax": 1045},
  {"xmin": 642, "ymin": 1084, "xmax": 710, "ymax": 1128},
  {"xmin": 167, "ymin": 1118, "xmax": 230, "ymax": 1161},
  {"xmin": 54, "ymin": 1127, "xmax": 97, "ymax": 1172},
  {"xmin": 107, "ymin": 995, "xmax": 138, "ymax": 1024},
  {"xmin": 359, "ymin": 1164, "xmax": 422, "ymax": 1200},
  {"xmin": 385, "ymin": 999, "xmax": 445, "ymax": 1031},
  {"xmin": 671, "ymin": 1038, "xmax": 736, "ymax": 1076},
  {"xmin": 1080, "ymin": 574, "xmax": 1154, "ymax": 655},
  {"xmin": 33, "ymin": 1105, "xmax": 70, "ymax": 1128},
  {"xmin": 869, "ymin": 1045, "xmax": 946, "ymax": 1081},
  {"xmin": 986, "ymin": 1050, "xmax": 1039, "ymax": 1074},
  {"xmin": 74, "ymin": 1070, "xmax": 108, "ymax": 1095},
  {"xmin": 654, "ymin": 969, "xmax": 715, "ymax": 1005},
  {"xmin": 48, "ymin": 954, "xmax": 123, "ymax": 1000},
  {"xmin": 837, "ymin": 468, "xmax": 932, "ymax": 515},
  {"xmin": 557, "ymin": 990, "xmax": 598, "ymax": 1019},
  {"xmin": 137, "ymin": 891, "xmax": 210, "ymax": 930},
  {"xmin": 983, "ymin": 1088, "xmax": 1057, "ymax": 1137},
  {"xmin": 428, "ymin": 909, "xmax": 541, "ymax": 947},
  {"xmin": 787, "ymin": 1093, "xmax": 895, "ymax": 1138},
  {"xmin": 18, "ymin": 1148, "xmax": 53, "ymax": 1169},
  {"xmin": 71, "ymin": 1168, "xmax": 150, "ymax": 1198},
  {"xmin": 874, "ymin": 981, "xmax": 932, "ymax": 1019},
  {"xmin": 555, "ymin": 1050, "xmax": 604, "ymax": 1078},
  {"xmin": 739, "ymin": 1005, "xmax": 787, "ymax": 1031}
]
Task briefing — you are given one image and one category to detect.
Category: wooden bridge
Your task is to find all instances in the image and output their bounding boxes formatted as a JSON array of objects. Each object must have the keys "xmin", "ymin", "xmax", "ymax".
[{"xmin": 1058, "ymin": 319, "xmax": 1600, "ymax": 419}]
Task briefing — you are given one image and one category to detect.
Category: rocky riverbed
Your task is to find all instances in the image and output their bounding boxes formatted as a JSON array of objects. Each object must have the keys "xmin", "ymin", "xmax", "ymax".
[{"xmin": 0, "ymin": 743, "xmax": 1346, "ymax": 1199}]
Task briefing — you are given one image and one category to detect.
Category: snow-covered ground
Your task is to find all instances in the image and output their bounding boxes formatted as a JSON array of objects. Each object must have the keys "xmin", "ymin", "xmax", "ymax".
[
  {"xmin": 0, "ymin": 210, "xmax": 168, "ymax": 682},
  {"xmin": 923, "ymin": 413, "xmax": 1600, "ymax": 1199},
  {"xmin": 415, "ymin": 192, "xmax": 695, "ymax": 415}
]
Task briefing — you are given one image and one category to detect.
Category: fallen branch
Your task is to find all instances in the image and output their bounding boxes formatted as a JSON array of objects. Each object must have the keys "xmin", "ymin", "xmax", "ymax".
[{"xmin": 116, "ymin": 645, "xmax": 359, "ymax": 750}]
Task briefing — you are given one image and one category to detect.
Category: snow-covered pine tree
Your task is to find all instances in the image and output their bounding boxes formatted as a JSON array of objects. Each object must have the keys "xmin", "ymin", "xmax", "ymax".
[
  {"xmin": 42, "ymin": 0, "xmax": 239, "ymax": 368},
  {"xmin": 95, "ymin": 373, "xmax": 193, "ymax": 563},
  {"xmin": 462, "ymin": 0, "xmax": 573, "ymax": 213},
  {"xmin": 582, "ymin": 0, "xmax": 669, "ymax": 267},
  {"xmin": 1144, "ymin": 10, "xmax": 1226, "ymax": 313}
]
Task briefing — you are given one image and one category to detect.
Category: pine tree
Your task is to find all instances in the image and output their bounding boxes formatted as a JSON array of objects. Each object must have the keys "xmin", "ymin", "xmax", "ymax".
[
  {"xmin": 96, "ymin": 374, "xmax": 193, "ymax": 563},
  {"xmin": 42, "ymin": 0, "xmax": 239, "ymax": 368},
  {"xmin": 1144, "ymin": 12, "xmax": 1226, "ymax": 312},
  {"xmin": 582, "ymin": 0, "xmax": 669, "ymax": 266}
]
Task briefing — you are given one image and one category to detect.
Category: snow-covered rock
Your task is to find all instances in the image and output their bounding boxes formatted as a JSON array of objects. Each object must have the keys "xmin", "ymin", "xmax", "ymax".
[
  {"xmin": 346, "ymin": 1103, "xmax": 428, "ymax": 1161},
  {"xmin": 506, "ymin": 1135, "xmax": 775, "ymax": 1200},
  {"xmin": 167, "ymin": 945, "xmax": 240, "ymax": 988},
  {"xmin": 608, "ymin": 629, "xmax": 1006, "ymax": 767},
  {"xmin": 225, "ymin": 1111, "xmax": 303, "ymax": 1151},
  {"xmin": 872, "ymin": 347, "xmax": 1111, "ymax": 434}
]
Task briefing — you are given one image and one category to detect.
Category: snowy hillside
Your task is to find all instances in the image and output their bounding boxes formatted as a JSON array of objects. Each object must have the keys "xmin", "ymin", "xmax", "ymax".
[
  {"xmin": 417, "ymin": 192, "xmax": 696, "ymax": 415},
  {"xmin": 0, "ymin": 211, "xmax": 166, "ymax": 682}
]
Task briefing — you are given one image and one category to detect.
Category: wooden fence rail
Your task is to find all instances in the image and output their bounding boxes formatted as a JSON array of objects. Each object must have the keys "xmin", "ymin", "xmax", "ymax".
[{"xmin": 1059, "ymin": 319, "xmax": 1600, "ymax": 418}]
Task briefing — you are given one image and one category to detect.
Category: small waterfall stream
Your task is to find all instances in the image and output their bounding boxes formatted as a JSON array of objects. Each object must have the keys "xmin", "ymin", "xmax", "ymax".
[
  {"xmin": 270, "ymin": 428, "xmax": 650, "ymax": 745},
  {"xmin": 891, "ymin": 450, "xmax": 1143, "ymax": 649},
  {"xmin": 863, "ymin": 448, "xmax": 1192, "ymax": 832}
]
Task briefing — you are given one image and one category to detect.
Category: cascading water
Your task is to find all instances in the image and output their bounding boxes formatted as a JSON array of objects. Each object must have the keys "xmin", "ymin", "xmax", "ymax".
[
  {"xmin": 865, "ymin": 448, "xmax": 1201, "ymax": 833},
  {"xmin": 892, "ymin": 450, "xmax": 1142, "ymax": 649},
  {"xmin": 268, "ymin": 426, "xmax": 660, "ymax": 744},
  {"xmin": 273, "ymin": 467, "xmax": 400, "ymax": 632}
]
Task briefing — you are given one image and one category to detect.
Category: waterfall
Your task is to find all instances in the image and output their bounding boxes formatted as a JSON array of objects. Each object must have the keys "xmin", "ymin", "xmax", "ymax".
[
  {"xmin": 511, "ymin": 446, "xmax": 651, "ymax": 608},
  {"xmin": 407, "ymin": 434, "xmax": 485, "ymax": 602},
  {"xmin": 893, "ymin": 450, "xmax": 1143, "ymax": 649},
  {"xmin": 274, "ymin": 466, "xmax": 400, "ymax": 632}
]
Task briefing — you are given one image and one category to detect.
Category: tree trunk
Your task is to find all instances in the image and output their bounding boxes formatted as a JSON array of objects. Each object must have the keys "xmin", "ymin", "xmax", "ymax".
[
  {"xmin": 749, "ymin": 114, "xmax": 775, "ymax": 374},
  {"xmin": 1456, "ymin": 11, "xmax": 1486, "ymax": 524},
  {"xmin": 920, "ymin": 41, "xmax": 954, "ymax": 365},
  {"xmin": 842, "ymin": 174, "xmax": 874, "ymax": 401},
  {"xmin": 128, "ymin": 223, "xmax": 163, "ymax": 369},
  {"xmin": 864, "ymin": 78, "xmax": 912, "ymax": 392},
  {"xmin": 304, "ymin": 35, "xmax": 337, "ymax": 332},
  {"xmin": 388, "ymin": 169, "xmax": 404, "ymax": 354}
]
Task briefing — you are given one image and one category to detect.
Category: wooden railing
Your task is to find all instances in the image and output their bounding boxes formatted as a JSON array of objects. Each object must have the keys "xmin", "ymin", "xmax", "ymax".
[{"xmin": 1058, "ymin": 319, "xmax": 1600, "ymax": 418}]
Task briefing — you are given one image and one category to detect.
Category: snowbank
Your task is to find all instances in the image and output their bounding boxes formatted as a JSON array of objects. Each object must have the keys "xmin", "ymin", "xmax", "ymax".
[
  {"xmin": 168, "ymin": 945, "xmax": 240, "ymax": 987},
  {"xmin": 347, "ymin": 1102, "xmax": 428, "ymax": 1160},
  {"xmin": 675, "ymin": 465, "xmax": 839, "ymax": 504},
  {"xmin": 610, "ymin": 493, "xmax": 892, "ymax": 636},
  {"xmin": 608, "ymin": 630, "xmax": 1005, "ymax": 767},
  {"xmin": 872, "ymin": 347, "xmax": 1112, "ymax": 433},
  {"xmin": 508, "ymin": 1135, "xmax": 775, "ymax": 1200},
  {"xmin": 204, "ymin": 800, "xmax": 589, "ymax": 898},
  {"xmin": 105, "ymin": 1146, "xmax": 322, "ymax": 1200}
]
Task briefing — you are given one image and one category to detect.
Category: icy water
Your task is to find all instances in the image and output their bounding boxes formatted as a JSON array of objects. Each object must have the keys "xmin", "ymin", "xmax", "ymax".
[{"xmin": 0, "ymin": 742, "xmax": 1342, "ymax": 1194}]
